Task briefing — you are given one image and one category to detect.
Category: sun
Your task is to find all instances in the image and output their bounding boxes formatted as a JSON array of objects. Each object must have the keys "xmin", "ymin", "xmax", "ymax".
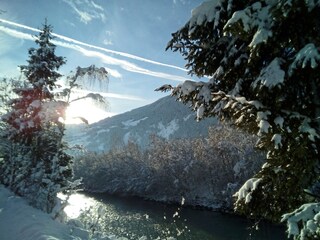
[{"xmin": 65, "ymin": 99, "xmax": 114, "ymax": 125}]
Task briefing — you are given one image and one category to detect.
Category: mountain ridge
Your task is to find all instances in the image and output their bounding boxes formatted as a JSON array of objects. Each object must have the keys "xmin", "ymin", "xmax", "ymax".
[{"xmin": 65, "ymin": 96, "xmax": 217, "ymax": 152}]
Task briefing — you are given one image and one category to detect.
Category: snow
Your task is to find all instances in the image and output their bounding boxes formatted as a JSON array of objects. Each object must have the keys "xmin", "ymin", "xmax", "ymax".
[
  {"xmin": 250, "ymin": 27, "xmax": 272, "ymax": 47},
  {"xmin": 253, "ymin": 58, "xmax": 285, "ymax": 89},
  {"xmin": 178, "ymin": 80, "xmax": 197, "ymax": 95},
  {"xmin": 0, "ymin": 185, "xmax": 84, "ymax": 240},
  {"xmin": 96, "ymin": 129, "xmax": 110, "ymax": 135},
  {"xmin": 30, "ymin": 99, "xmax": 41, "ymax": 108},
  {"xmin": 258, "ymin": 120, "xmax": 270, "ymax": 135},
  {"xmin": 289, "ymin": 43, "xmax": 320, "ymax": 76},
  {"xmin": 234, "ymin": 178, "xmax": 262, "ymax": 204},
  {"xmin": 0, "ymin": 185, "xmax": 136, "ymax": 240},
  {"xmin": 198, "ymin": 82, "xmax": 212, "ymax": 103},
  {"xmin": 157, "ymin": 119, "xmax": 179, "ymax": 139},
  {"xmin": 122, "ymin": 117, "xmax": 148, "ymax": 127},
  {"xmin": 247, "ymin": 100, "xmax": 263, "ymax": 109},
  {"xmin": 282, "ymin": 202, "xmax": 320, "ymax": 239},
  {"xmin": 271, "ymin": 133, "xmax": 282, "ymax": 149},
  {"xmin": 256, "ymin": 111, "xmax": 271, "ymax": 135},
  {"xmin": 299, "ymin": 118, "xmax": 320, "ymax": 142},
  {"xmin": 274, "ymin": 116, "xmax": 284, "ymax": 129},
  {"xmin": 183, "ymin": 114, "xmax": 193, "ymax": 121},
  {"xmin": 307, "ymin": 0, "xmax": 320, "ymax": 11},
  {"xmin": 188, "ymin": 0, "xmax": 222, "ymax": 30},
  {"xmin": 123, "ymin": 131, "xmax": 131, "ymax": 144},
  {"xmin": 197, "ymin": 104, "xmax": 205, "ymax": 119},
  {"xmin": 39, "ymin": 101, "xmax": 68, "ymax": 123},
  {"xmin": 226, "ymin": 8, "xmax": 251, "ymax": 32},
  {"xmin": 233, "ymin": 159, "xmax": 247, "ymax": 177},
  {"xmin": 71, "ymin": 65, "xmax": 109, "ymax": 93},
  {"xmin": 224, "ymin": 2, "xmax": 274, "ymax": 48}
]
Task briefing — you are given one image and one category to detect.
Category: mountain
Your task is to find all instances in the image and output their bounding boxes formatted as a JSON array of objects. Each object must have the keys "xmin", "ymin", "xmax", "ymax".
[{"xmin": 65, "ymin": 96, "xmax": 217, "ymax": 152}]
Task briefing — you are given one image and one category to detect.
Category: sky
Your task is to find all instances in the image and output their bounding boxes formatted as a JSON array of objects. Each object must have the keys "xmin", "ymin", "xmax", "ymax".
[{"xmin": 0, "ymin": 0, "xmax": 204, "ymax": 123}]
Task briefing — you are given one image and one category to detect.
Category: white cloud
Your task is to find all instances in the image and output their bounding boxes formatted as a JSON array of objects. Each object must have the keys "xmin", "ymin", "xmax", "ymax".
[
  {"xmin": 64, "ymin": 20, "xmax": 76, "ymax": 28},
  {"xmin": 102, "ymin": 30, "xmax": 113, "ymax": 45},
  {"xmin": 103, "ymin": 67, "xmax": 121, "ymax": 78},
  {"xmin": 62, "ymin": 0, "xmax": 106, "ymax": 24},
  {"xmin": 173, "ymin": 0, "xmax": 187, "ymax": 5},
  {"xmin": 103, "ymin": 39, "xmax": 113, "ymax": 45},
  {"xmin": 90, "ymin": 1, "xmax": 104, "ymax": 11}
]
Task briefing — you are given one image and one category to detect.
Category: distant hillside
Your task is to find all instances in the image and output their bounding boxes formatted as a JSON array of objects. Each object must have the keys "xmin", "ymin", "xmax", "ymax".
[{"xmin": 65, "ymin": 96, "xmax": 217, "ymax": 152}]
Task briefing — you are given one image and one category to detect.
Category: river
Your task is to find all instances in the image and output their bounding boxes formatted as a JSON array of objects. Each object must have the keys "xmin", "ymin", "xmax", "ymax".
[{"xmin": 64, "ymin": 192, "xmax": 287, "ymax": 240}]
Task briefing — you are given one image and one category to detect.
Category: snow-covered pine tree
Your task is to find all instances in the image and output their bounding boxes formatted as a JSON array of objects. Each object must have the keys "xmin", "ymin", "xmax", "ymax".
[
  {"xmin": 158, "ymin": 0, "xmax": 320, "ymax": 224},
  {"xmin": 1, "ymin": 21, "xmax": 75, "ymax": 213}
]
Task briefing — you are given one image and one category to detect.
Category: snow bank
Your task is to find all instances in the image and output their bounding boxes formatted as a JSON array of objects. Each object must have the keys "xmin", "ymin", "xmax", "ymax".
[{"xmin": 0, "ymin": 185, "xmax": 86, "ymax": 240}]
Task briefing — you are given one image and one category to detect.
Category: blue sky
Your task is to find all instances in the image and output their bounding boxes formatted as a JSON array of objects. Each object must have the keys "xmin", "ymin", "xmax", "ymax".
[{"xmin": 0, "ymin": 0, "xmax": 204, "ymax": 121}]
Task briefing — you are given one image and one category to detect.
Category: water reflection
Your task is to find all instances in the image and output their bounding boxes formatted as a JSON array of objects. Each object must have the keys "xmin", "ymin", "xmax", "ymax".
[
  {"xmin": 63, "ymin": 192, "xmax": 286, "ymax": 240},
  {"xmin": 59, "ymin": 193, "xmax": 96, "ymax": 219}
]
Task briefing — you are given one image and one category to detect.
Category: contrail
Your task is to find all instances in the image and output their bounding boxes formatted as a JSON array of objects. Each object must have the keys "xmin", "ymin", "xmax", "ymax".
[
  {"xmin": 0, "ymin": 18, "xmax": 187, "ymax": 72},
  {"xmin": 0, "ymin": 20, "xmax": 189, "ymax": 82},
  {"xmin": 0, "ymin": 25, "xmax": 189, "ymax": 82}
]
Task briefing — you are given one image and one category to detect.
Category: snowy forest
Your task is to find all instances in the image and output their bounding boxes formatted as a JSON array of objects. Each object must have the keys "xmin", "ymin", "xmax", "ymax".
[
  {"xmin": 0, "ymin": 0, "xmax": 320, "ymax": 240},
  {"xmin": 74, "ymin": 125, "xmax": 264, "ymax": 209}
]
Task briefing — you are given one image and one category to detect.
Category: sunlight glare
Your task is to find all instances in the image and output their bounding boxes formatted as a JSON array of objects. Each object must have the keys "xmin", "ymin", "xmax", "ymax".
[
  {"xmin": 58, "ymin": 193, "xmax": 96, "ymax": 219},
  {"xmin": 65, "ymin": 99, "xmax": 114, "ymax": 124}
]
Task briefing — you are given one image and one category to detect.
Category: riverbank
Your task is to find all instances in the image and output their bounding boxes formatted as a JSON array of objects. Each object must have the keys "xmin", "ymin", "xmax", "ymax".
[{"xmin": 0, "ymin": 185, "xmax": 87, "ymax": 240}]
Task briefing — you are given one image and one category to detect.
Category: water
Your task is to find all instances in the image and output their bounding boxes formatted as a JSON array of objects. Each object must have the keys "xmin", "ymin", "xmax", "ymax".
[{"xmin": 66, "ymin": 192, "xmax": 287, "ymax": 240}]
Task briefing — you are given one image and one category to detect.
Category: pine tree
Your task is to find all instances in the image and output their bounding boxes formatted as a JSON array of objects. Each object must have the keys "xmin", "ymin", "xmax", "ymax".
[
  {"xmin": 158, "ymin": 0, "xmax": 320, "ymax": 224},
  {"xmin": 1, "ymin": 21, "xmax": 75, "ymax": 213}
]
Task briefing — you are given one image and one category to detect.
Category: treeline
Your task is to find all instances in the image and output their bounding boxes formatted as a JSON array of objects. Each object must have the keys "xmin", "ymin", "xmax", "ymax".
[{"xmin": 74, "ymin": 125, "xmax": 265, "ymax": 210}]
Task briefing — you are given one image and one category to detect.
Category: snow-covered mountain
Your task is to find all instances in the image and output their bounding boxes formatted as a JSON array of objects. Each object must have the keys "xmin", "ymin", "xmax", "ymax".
[{"xmin": 66, "ymin": 96, "xmax": 217, "ymax": 152}]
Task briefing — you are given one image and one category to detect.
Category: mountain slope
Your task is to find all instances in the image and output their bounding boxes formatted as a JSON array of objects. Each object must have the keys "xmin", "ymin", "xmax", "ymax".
[{"xmin": 66, "ymin": 96, "xmax": 217, "ymax": 152}]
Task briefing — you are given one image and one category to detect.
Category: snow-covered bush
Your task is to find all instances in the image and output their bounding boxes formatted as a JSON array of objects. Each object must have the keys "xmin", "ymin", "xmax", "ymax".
[{"xmin": 74, "ymin": 124, "xmax": 264, "ymax": 209}]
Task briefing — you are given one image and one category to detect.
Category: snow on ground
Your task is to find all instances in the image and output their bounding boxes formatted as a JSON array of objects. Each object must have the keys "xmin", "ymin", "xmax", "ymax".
[
  {"xmin": 0, "ymin": 185, "xmax": 142, "ymax": 240},
  {"xmin": 0, "ymin": 184, "xmax": 87, "ymax": 240},
  {"xmin": 122, "ymin": 117, "xmax": 148, "ymax": 128},
  {"xmin": 157, "ymin": 119, "xmax": 179, "ymax": 139}
]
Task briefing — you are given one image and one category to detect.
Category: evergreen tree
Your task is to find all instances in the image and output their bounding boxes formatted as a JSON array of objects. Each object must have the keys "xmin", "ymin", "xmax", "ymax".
[
  {"xmin": 1, "ymin": 21, "xmax": 75, "ymax": 213},
  {"xmin": 158, "ymin": 0, "xmax": 320, "ymax": 225}
]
